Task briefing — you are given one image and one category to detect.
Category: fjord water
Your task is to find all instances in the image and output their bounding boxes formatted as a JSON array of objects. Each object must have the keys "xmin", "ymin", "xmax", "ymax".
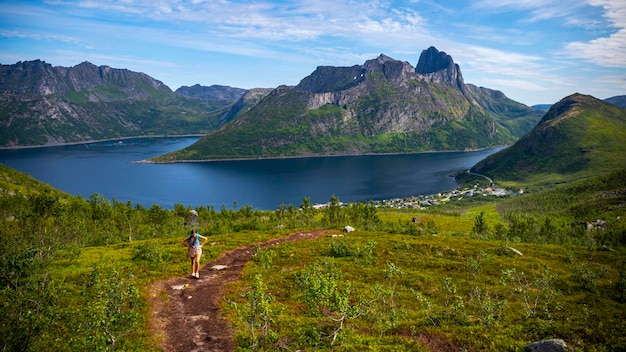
[{"xmin": 0, "ymin": 137, "xmax": 504, "ymax": 210}]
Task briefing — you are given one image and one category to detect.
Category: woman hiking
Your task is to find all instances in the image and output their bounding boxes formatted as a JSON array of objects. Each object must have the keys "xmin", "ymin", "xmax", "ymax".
[{"xmin": 181, "ymin": 229, "xmax": 208, "ymax": 279}]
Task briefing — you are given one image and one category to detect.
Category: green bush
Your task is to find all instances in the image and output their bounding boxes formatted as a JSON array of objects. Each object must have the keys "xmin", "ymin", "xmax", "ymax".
[{"xmin": 132, "ymin": 241, "xmax": 171, "ymax": 264}]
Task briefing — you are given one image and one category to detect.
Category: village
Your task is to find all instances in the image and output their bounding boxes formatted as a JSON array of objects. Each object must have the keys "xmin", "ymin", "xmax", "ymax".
[
  {"xmin": 312, "ymin": 183, "xmax": 522, "ymax": 210},
  {"xmin": 371, "ymin": 184, "xmax": 523, "ymax": 209}
]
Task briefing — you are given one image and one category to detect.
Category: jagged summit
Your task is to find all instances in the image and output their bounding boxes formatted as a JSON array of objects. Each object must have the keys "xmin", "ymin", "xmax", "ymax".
[
  {"xmin": 0, "ymin": 60, "xmax": 170, "ymax": 99},
  {"xmin": 375, "ymin": 53, "xmax": 395, "ymax": 62},
  {"xmin": 415, "ymin": 46, "xmax": 464, "ymax": 88},
  {"xmin": 416, "ymin": 46, "xmax": 454, "ymax": 74}
]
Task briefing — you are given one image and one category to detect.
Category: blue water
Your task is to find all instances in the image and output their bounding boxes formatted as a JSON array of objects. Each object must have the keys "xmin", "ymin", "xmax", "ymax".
[{"xmin": 0, "ymin": 137, "xmax": 504, "ymax": 210}]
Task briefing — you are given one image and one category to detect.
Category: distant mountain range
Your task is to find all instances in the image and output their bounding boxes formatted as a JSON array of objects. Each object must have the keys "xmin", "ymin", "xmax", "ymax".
[
  {"xmin": 175, "ymin": 84, "xmax": 247, "ymax": 103},
  {"xmin": 154, "ymin": 47, "xmax": 544, "ymax": 161},
  {"xmin": 1, "ymin": 49, "xmax": 623, "ymax": 165},
  {"xmin": 0, "ymin": 60, "xmax": 229, "ymax": 147},
  {"xmin": 531, "ymin": 104, "xmax": 552, "ymax": 111},
  {"xmin": 605, "ymin": 95, "xmax": 626, "ymax": 109}
]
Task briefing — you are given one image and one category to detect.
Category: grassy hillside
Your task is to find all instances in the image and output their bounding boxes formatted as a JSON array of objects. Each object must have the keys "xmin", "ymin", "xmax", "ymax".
[
  {"xmin": 228, "ymin": 227, "xmax": 625, "ymax": 351},
  {"xmin": 2, "ymin": 161, "xmax": 625, "ymax": 351},
  {"xmin": 471, "ymin": 94, "xmax": 626, "ymax": 188}
]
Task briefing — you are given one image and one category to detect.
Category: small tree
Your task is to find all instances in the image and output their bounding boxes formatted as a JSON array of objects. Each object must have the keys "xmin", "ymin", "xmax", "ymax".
[
  {"xmin": 81, "ymin": 265, "xmax": 141, "ymax": 349},
  {"xmin": 296, "ymin": 263, "xmax": 371, "ymax": 346},
  {"xmin": 472, "ymin": 211, "xmax": 489, "ymax": 238},
  {"xmin": 299, "ymin": 197, "xmax": 316, "ymax": 227},
  {"xmin": 240, "ymin": 274, "xmax": 278, "ymax": 350},
  {"xmin": 323, "ymin": 195, "xmax": 345, "ymax": 228},
  {"xmin": 373, "ymin": 262, "xmax": 405, "ymax": 336}
]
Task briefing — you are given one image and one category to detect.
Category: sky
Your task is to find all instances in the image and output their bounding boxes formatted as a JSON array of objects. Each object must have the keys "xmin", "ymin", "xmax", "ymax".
[{"xmin": 1, "ymin": 0, "xmax": 625, "ymax": 106}]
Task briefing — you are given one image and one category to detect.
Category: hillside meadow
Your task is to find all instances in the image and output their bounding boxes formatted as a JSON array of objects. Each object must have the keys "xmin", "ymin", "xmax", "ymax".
[{"xmin": 1, "ymin": 164, "xmax": 625, "ymax": 351}]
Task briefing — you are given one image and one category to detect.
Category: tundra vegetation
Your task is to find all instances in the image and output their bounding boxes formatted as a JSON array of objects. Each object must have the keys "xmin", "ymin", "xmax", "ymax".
[{"xmin": 1, "ymin": 164, "xmax": 625, "ymax": 351}]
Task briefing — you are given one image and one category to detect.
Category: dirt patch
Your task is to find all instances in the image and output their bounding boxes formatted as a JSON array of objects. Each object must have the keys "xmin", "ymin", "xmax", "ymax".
[{"xmin": 148, "ymin": 230, "xmax": 332, "ymax": 352}]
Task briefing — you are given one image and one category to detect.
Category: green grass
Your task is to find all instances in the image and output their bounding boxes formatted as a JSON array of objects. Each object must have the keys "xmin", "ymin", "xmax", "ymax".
[
  {"xmin": 43, "ymin": 230, "xmax": 290, "ymax": 351},
  {"xmin": 227, "ymin": 230, "xmax": 626, "ymax": 351}
]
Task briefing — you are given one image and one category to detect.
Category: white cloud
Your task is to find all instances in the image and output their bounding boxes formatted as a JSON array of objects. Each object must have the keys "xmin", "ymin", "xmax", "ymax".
[
  {"xmin": 451, "ymin": 45, "xmax": 545, "ymax": 77},
  {"xmin": 564, "ymin": 0, "xmax": 626, "ymax": 68},
  {"xmin": 471, "ymin": 0, "xmax": 596, "ymax": 26},
  {"xmin": 481, "ymin": 78, "xmax": 548, "ymax": 91},
  {"xmin": 566, "ymin": 29, "xmax": 626, "ymax": 67},
  {"xmin": 0, "ymin": 29, "xmax": 88, "ymax": 48},
  {"xmin": 589, "ymin": 0, "xmax": 626, "ymax": 27},
  {"xmin": 44, "ymin": 0, "xmax": 429, "ymax": 45}
]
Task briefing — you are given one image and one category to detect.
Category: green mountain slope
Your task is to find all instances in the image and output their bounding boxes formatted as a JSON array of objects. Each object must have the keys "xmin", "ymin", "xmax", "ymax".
[
  {"xmin": 153, "ymin": 47, "xmax": 541, "ymax": 161},
  {"xmin": 470, "ymin": 93, "xmax": 626, "ymax": 184}
]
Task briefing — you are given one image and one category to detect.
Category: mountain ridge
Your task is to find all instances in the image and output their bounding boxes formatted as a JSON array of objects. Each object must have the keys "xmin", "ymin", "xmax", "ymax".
[
  {"xmin": 175, "ymin": 84, "xmax": 247, "ymax": 103},
  {"xmin": 469, "ymin": 93, "xmax": 626, "ymax": 183},
  {"xmin": 1, "ymin": 60, "xmax": 171, "ymax": 100},
  {"xmin": 0, "ymin": 60, "xmax": 230, "ymax": 147},
  {"xmin": 154, "ymin": 47, "xmax": 542, "ymax": 161}
]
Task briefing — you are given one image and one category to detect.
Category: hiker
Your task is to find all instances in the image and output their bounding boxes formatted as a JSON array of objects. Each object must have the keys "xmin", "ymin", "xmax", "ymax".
[{"xmin": 181, "ymin": 229, "xmax": 208, "ymax": 279}]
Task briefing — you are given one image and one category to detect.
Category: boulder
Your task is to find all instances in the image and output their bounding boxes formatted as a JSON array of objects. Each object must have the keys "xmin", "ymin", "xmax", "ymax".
[
  {"xmin": 524, "ymin": 339, "xmax": 568, "ymax": 352},
  {"xmin": 343, "ymin": 226, "xmax": 355, "ymax": 233}
]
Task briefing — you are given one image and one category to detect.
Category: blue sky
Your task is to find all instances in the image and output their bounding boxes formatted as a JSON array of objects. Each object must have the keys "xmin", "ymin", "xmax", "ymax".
[{"xmin": 1, "ymin": 0, "xmax": 624, "ymax": 106}]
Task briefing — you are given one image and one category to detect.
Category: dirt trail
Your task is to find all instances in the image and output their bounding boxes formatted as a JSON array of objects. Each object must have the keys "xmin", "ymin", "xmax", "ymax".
[{"xmin": 148, "ymin": 230, "xmax": 332, "ymax": 352}]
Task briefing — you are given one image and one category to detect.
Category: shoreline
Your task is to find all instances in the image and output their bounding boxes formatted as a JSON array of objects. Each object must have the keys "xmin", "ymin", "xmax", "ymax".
[
  {"xmin": 136, "ymin": 146, "xmax": 507, "ymax": 164},
  {"xmin": 0, "ymin": 134, "xmax": 205, "ymax": 150},
  {"xmin": 1, "ymin": 135, "xmax": 505, "ymax": 162}
]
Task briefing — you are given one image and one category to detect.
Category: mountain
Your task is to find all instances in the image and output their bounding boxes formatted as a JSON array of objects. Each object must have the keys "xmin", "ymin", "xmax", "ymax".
[
  {"xmin": 605, "ymin": 95, "xmax": 626, "ymax": 109},
  {"xmin": 175, "ymin": 84, "xmax": 247, "ymax": 104},
  {"xmin": 174, "ymin": 84, "xmax": 254, "ymax": 125},
  {"xmin": 0, "ymin": 61, "xmax": 226, "ymax": 147},
  {"xmin": 222, "ymin": 88, "xmax": 273, "ymax": 123},
  {"xmin": 1, "ymin": 60, "xmax": 170, "ymax": 100},
  {"xmin": 154, "ymin": 47, "xmax": 542, "ymax": 161},
  {"xmin": 532, "ymin": 104, "xmax": 552, "ymax": 111},
  {"xmin": 532, "ymin": 95, "xmax": 626, "ymax": 114},
  {"xmin": 175, "ymin": 85, "xmax": 273, "ymax": 126},
  {"xmin": 469, "ymin": 93, "xmax": 626, "ymax": 183}
]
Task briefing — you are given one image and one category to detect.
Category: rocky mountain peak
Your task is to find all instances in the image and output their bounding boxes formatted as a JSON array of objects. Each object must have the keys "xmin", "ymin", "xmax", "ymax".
[
  {"xmin": 416, "ymin": 46, "xmax": 454, "ymax": 74},
  {"xmin": 0, "ymin": 60, "xmax": 68, "ymax": 95},
  {"xmin": 375, "ymin": 53, "xmax": 394, "ymax": 63},
  {"xmin": 296, "ymin": 64, "xmax": 366, "ymax": 93},
  {"xmin": 58, "ymin": 61, "xmax": 105, "ymax": 91},
  {"xmin": 1, "ymin": 60, "xmax": 171, "ymax": 103},
  {"xmin": 415, "ymin": 46, "xmax": 465, "ymax": 89}
]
